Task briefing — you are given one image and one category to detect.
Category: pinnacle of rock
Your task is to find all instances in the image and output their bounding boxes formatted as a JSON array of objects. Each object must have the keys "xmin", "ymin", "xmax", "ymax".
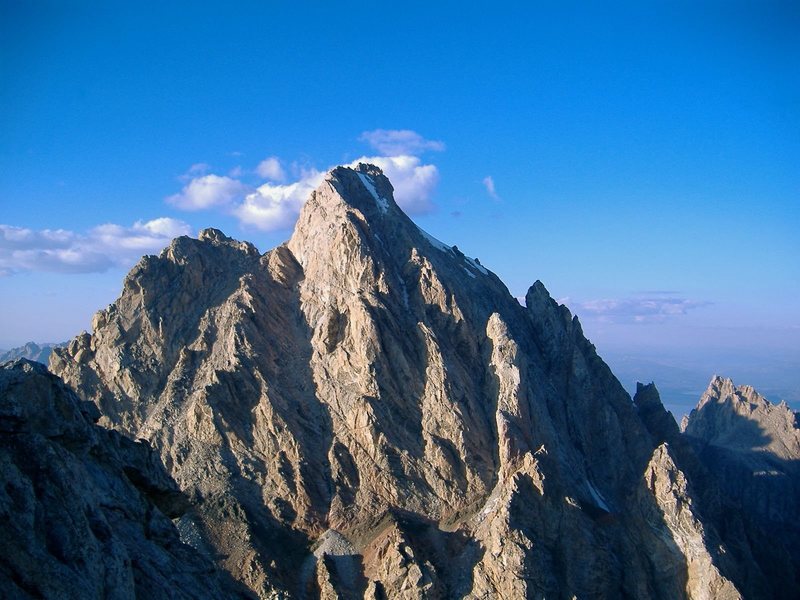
[
  {"xmin": 684, "ymin": 375, "xmax": 800, "ymax": 459},
  {"xmin": 634, "ymin": 381, "xmax": 682, "ymax": 444}
]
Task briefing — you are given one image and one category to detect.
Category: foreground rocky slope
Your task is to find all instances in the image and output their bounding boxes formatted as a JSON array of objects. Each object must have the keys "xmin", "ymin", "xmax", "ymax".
[
  {"xmin": 0, "ymin": 359, "xmax": 248, "ymax": 599},
  {"xmin": 50, "ymin": 164, "xmax": 795, "ymax": 598}
]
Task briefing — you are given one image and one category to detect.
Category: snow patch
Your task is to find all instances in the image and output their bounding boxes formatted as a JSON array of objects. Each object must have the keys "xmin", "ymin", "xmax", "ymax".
[
  {"xmin": 586, "ymin": 481, "xmax": 611, "ymax": 512},
  {"xmin": 480, "ymin": 495, "xmax": 500, "ymax": 519},
  {"xmin": 400, "ymin": 281, "xmax": 410, "ymax": 309},
  {"xmin": 415, "ymin": 225, "xmax": 490, "ymax": 279},
  {"xmin": 417, "ymin": 226, "xmax": 453, "ymax": 254},
  {"xmin": 465, "ymin": 256, "xmax": 489, "ymax": 275},
  {"xmin": 312, "ymin": 529, "xmax": 357, "ymax": 558},
  {"xmin": 357, "ymin": 172, "xmax": 389, "ymax": 214}
]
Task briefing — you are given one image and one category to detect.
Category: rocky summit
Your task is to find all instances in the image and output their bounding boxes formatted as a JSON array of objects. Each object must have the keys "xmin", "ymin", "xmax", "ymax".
[{"xmin": 40, "ymin": 164, "xmax": 799, "ymax": 599}]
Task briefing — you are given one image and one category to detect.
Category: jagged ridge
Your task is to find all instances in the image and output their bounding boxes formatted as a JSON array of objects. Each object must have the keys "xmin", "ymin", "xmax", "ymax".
[{"xmin": 48, "ymin": 164, "xmax": 795, "ymax": 599}]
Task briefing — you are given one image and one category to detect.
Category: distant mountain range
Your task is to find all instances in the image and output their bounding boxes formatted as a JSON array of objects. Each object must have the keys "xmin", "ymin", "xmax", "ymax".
[
  {"xmin": 603, "ymin": 350, "xmax": 800, "ymax": 418},
  {"xmin": 2, "ymin": 165, "xmax": 797, "ymax": 599},
  {"xmin": 0, "ymin": 341, "xmax": 65, "ymax": 365}
]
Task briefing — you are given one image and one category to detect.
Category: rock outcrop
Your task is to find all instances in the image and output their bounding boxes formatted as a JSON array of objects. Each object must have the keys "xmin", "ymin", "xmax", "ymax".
[
  {"xmin": 0, "ymin": 359, "xmax": 249, "ymax": 599},
  {"xmin": 49, "ymin": 164, "xmax": 785, "ymax": 598}
]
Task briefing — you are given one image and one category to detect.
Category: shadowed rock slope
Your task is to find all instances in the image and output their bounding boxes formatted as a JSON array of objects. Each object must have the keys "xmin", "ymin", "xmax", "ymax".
[
  {"xmin": 0, "ymin": 359, "xmax": 250, "ymax": 599},
  {"xmin": 50, "ymin": 164, "xmax": 779, "ymax": 598},
  {"xmin": 636, "ymin": 380, "xmax": 800, "ymax": 599}
]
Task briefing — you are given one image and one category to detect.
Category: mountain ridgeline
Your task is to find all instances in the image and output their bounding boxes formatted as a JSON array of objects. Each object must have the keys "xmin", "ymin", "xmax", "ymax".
[
  {"xmin": 38, "ymin": 164, "xmax": 798, "ymax": 599},
  {"xmin": 0, "ymin": 342, "xmax": 64, "ymax": 365}
]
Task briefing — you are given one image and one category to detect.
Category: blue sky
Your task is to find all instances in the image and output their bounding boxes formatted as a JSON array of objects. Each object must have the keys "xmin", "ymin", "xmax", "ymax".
[{"xmin": 1, "ymin": 1, "xmax": 798, "ymax": 411}]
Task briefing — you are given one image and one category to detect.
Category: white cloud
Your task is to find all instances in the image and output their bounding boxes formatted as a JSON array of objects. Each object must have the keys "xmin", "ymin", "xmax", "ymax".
[
  {"xmin": 90, "ymin": 218, "xmax": 192, "ymax": 250},
  {"xmin": 349, "ymin": 155, "xmax": 439, "ymax": 214},
  {"xmin": 0, "ymin": 218, "xmax": 191, "ymax": 275},
  {"xmin": 178, "ymin": 163, "xmax": 212, "ymax": 182},
  {"xmin": 483, "ymin": 175, "xmax": 499, "ymax": 200},
  {"xmin": 166, "ymin": 174, "xmax": 248, "ymax": 211},
  {"xmin": 0, "ymin": 226, "xmax": 75, "ymax": 250},
  {"xmin": 188, "ymin": 162, "xmax": 210, "ymax": 175},
  {"xmin": 256, "ymin": 156, "xmax": 287, "ymax": 182},
  {"xmin": 573, "ymin": 295, "xmax": 711, "ymax": 323},
  {"xmin": 169, "ymin": 132, "xmax": 444, "ymax": 230},
  {"xmin": 171, "ymin": 155, "xmax": 439, "ymax": 230},
  {"xmin": 359, "ymin": 129, "xmax": 445, "ymax": 156},
  {"xmin": 234, "ymin": 169, "xmax": 325, "ymax": 231}
]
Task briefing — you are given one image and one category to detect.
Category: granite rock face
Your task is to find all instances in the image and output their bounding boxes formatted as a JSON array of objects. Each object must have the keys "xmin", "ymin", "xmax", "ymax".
[
  {"xmin": 50, "ymin": 164, "xmax": 777, "ymax": 598},
  {"xmin": 0, "ymin": 359, "xmax": 249, "ymax": 599}
]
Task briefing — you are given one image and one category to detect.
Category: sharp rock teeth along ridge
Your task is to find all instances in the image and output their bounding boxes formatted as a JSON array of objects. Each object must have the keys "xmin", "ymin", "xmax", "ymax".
[{"xmin": 44, "ymin": 164, "xmax": 799, "ymax": 599}]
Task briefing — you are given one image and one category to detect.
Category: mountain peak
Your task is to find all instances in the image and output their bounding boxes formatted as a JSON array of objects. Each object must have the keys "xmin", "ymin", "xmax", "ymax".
[
  {"xmin": 318, "ymin": 163, "xmax": 396, "ymax": 216},
  {"xmin": 287, "ymin": 164, "xmax": 500, "ymax": 303},
  {"xmin": 699, "ymin": 375, "xmax": 770, "ymax": 413},
  {"xmin": 684, "ymin": 375, "xmax": 800, "ymax": 458},
  {"xmin": 49, "ymin": 165, "xmax": 797, "ymax": 599},
  {"xmin": 197, "ymin": 227, "xmax": 232, "ymax": 243},
  {"xmin": 352, "ymin": 161, "xmax": 387, "ymax": 179}
]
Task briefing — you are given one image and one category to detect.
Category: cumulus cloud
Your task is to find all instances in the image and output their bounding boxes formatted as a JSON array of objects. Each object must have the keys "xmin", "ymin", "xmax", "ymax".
[
  {"xmin": 0, "ymin": 218, "xmax": 191, "ymax": 275},
  {"xmin": 168, "ymin": 131, "xmax": 445, "ymax": 230},
  {"xmin": 349, "ymin": 155, "xmax": 439, "ymax": 214},
  {"xmin": 483, "ymin": 176, "xmax": 499, "ymax": 200},
  {"xmin": 167, "ymin": 162, "xmax": 323, "ymax": 232},
  {"xmin": 234, "ymin": 168, "xmax": 325, "ymax": 231},
  {"xmin": 166, "ymin": 174, "xmax": 249, "ymax": 211},
  {"xmin": 177, "ymin": 163, "xmax": 211, "ymax": 182},
  {"xmin": 573, "ymin": 295, "xmax": 711, "ymax": 323},
  {"xmin": 188, "ymin": 162, "xmax": 210, "ymax": 175},
  {"xmin": 359, "ymin": 129, "xmax": 445, "ymax": 156},
  {"xmin": 256, "ymin": 156, "xmax": 287, "ymax": 182}
]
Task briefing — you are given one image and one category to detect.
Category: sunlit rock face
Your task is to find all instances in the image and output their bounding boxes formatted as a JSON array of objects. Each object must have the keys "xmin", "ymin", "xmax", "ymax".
[{"xmin": 50, "ymin": 164, "xmax": 794, "ymax": 599}]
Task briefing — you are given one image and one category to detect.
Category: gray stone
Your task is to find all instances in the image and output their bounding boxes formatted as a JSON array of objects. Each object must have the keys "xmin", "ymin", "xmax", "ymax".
[{"xmin": 0, "ymin": 359, "xmax": 250, "ymax": 599}]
